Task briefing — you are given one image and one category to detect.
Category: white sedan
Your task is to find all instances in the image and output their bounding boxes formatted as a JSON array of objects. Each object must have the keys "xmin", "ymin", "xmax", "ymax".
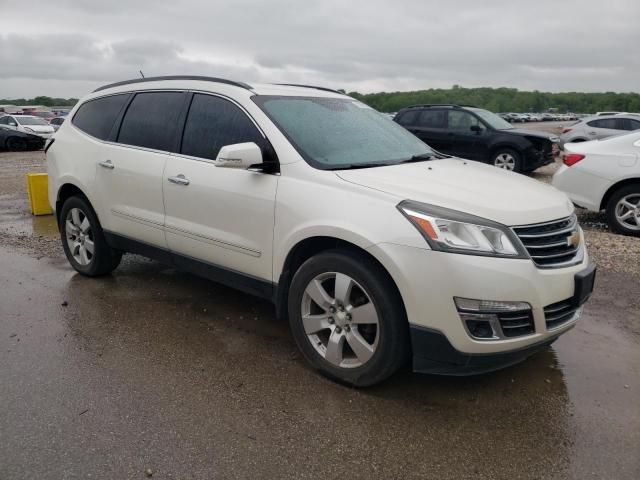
[{"xmin": 553, "ymin": 131, "xmax": 640, "ymax": 236}]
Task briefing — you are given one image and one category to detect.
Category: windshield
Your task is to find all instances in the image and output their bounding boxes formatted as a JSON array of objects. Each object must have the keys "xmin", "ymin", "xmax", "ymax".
[
  {"xmin": 17, "ymin": 116, "xmax": 49, "ymax": 126},
  {"xmin": 471, "ymin": 109, "xmax": 514, "ymax": 130},
  {"xmin": 253, "ymin": 96, "xmax": 435, "ymax": 169}
]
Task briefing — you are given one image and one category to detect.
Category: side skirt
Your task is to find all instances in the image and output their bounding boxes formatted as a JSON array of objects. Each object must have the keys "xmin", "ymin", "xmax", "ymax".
[{"xmin": 103, "ymin": 231, "xmax": 276, "ymax": 301}]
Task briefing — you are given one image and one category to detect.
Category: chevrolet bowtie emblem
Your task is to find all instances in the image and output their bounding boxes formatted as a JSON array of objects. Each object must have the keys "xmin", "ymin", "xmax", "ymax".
[{"xmin": 567, "ymin": 231, "xmax": 580, "ymax": 248}]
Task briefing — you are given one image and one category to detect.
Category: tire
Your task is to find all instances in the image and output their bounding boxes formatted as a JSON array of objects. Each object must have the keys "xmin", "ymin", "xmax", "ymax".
[
  {"xmin": 287, "ymin": 250, "xmax": 409, "ymax": 387},
  {"xmin": 491, "ymin": 148, "xmax": 522, "ymax": 172},
  {"xmin": 6, "ymin": 137, "xmax": 27, "ymax": 151},
  {"xmin": 605, "ymin": 185, "xmax": 640, "ymax": 236},
  {"xmin": 59, "ymin": 195, "xmax": 122, "ymax": 276}
]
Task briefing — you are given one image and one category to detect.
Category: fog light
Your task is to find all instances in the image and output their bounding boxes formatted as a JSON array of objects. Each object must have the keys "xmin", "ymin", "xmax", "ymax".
[
  {"xmin": 455, "ymin": 297, "xmax": 532, "ymax": 341},
  {"xmin": 454, "ymin": 297, "xmax": 530, "ymax": 313}
]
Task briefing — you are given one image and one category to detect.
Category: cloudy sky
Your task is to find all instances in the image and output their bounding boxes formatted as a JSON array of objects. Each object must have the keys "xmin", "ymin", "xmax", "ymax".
[{"xmin": 1, "ymin": 0, "xmax": 638, "ymax": 98}]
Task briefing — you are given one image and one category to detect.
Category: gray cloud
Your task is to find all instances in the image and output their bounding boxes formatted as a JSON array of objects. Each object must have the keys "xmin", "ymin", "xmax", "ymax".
[{"xmin": 0, "ymin": 0, "xmax": 638, "ymax": 98}]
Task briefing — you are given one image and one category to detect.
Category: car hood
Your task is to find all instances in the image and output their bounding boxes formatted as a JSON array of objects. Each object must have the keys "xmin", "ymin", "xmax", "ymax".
[
  {"xmin": 23, "ymin": 125, "xmax": 54, "ymax": 133},
  {"xmin": 336, "ymin": 158, "xmax": 573, "ymax": 226},
  {"xmin": 502, "ymin": 128, "xmax": 558, "ymax": 141}
]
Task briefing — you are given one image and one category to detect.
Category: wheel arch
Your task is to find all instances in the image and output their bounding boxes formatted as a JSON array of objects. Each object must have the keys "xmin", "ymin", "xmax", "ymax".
[
  {"xmin": 487, "ymin": 142, "xmax": 523, "ymax": 162},
  {"xmin": 55, "ymin": 183, "xmax": 91, "ymax": 223},
  {"xmin": 275, "ymin": 236, "xmax": 404, "ymax": 323},
  {"xmin": 600, "ymin": 177, "xmax": 640, "ymax": 210}
]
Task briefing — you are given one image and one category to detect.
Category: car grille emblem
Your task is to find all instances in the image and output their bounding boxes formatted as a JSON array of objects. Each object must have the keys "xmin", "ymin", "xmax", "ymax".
[{"xmin": 567, "ymin": 231, "xmax": 580, "ymax": 248}]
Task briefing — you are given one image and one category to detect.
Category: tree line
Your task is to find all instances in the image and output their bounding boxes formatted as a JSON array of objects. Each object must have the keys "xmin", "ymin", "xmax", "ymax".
[
  {"xmin": 348, "ymin": 86, "xmax": 640, "ymax": 113},
  {"xmin": 3, "ymin": 87, "xmax": 640, "ymax": 114},
  {"xmin": 0, "ymin": 96, "xmax": 79, "ymax": 107}
]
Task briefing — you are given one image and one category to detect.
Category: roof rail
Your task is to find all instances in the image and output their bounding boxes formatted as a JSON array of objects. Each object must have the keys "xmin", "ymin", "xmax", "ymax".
[
  {"xmin": 405, "ymin": 104, "xmax": 478, "ymax": 109},
  {"xmin": 93, "ymin": 75, "xmax": 253, "ymax": 93},
  {"xmin": 274, "ymin": 83, "xmax": 345, "ymax": 95}
]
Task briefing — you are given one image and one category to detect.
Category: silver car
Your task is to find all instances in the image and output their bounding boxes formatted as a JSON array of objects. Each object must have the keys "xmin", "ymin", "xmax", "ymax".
[{"xmin": 560, "ymin": 114, "xmax": 640, "ymax": 146}]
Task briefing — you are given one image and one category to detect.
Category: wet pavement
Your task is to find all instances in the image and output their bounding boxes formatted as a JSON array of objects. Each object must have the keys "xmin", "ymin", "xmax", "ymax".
[{"xmin": 1, "ymin": 149, "xmax": 639, "ymax": 479}]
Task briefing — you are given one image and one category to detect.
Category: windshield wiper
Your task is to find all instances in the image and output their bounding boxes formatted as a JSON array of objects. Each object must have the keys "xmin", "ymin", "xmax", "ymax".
[
  {"xmin": 396, "ymin": 153, "xmax": 439, "ymax": 164},
  {"xmin": 333, "ymin": 162, "xmax": 392, "ymax": 170}
]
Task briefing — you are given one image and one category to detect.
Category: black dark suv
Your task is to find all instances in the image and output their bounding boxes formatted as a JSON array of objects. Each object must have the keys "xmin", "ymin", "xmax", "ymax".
[{"xmin": 394, "ymin": 104, "xmax": 559, "ymax": 173}]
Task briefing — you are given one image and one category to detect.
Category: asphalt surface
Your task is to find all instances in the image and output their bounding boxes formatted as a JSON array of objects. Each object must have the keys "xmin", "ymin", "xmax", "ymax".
[{"xmin": 1, "ymin": 136, "xmax": 639, "ymax": 479}]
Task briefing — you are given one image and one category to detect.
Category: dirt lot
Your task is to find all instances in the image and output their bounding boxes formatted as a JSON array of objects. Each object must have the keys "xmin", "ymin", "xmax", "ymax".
[{"xmin": 1, "ymin": 141, "xmax": 639, "ymax": 479}]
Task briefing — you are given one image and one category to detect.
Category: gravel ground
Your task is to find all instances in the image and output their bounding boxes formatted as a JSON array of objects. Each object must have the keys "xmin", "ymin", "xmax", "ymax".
[{"xmin": 1, "ymin": 144, "xmax": 638, "ymax": 277}]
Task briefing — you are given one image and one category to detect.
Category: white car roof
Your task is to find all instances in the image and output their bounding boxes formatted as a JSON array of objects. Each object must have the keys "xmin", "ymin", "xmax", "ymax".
[{"xmin": 88, "ymin": 76, "xmax": 347, "ymax": 101}]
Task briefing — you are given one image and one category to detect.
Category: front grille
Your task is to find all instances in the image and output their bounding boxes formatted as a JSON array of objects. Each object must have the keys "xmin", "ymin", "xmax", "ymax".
[
  {"xmin": 544, "ymin": 299, "xmax": 579, "ymax": 330},
  {"xmin": 498, "ymin": 311, "xmax": 535, "ymax": 337},
  {"xmin": 512, "ymin": 215, "xmax": 581, "ymax": 268}
]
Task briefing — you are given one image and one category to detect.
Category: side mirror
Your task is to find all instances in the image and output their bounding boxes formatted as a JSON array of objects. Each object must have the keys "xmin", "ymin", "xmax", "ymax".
[
  {"xmin": 215, "ymin": 142, "xmax": 263, "ymax": 170},
  {"xmin": 470, "ymin": 125, "xmax": 482, "ymax": 134}
]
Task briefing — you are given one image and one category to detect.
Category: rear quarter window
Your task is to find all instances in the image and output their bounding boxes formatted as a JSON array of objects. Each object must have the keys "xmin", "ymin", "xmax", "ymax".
[{"xmin": 72, "ymin": 94, "xmax": 130, "ymax": 140}]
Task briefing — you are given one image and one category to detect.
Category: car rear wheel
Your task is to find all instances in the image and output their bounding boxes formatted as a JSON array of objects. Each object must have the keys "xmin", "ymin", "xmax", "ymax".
[
  {"xmin": 491, "ymin": 148, "xmax": 522, "ymax": 172},
  {"xmin": 6, "ymin": 137, "xmax": 27, "ymax": 151},
  {"xmin": 606, "ymin": 185, "xmax": 640, "ymax": 236},
  {"xmin": 59, "ymin": 196, "xmax": 123, "ymax": 276},
  {"xmin": 287, "ymin": 250, "xmax": 409, "ymax": 387}
]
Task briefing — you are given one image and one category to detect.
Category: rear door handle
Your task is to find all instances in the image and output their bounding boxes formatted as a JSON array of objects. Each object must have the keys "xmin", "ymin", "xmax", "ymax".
[
  {"xmin": 98, "ymin": 160, "xmax": 114, "ymax": 169},
  {"xmin": 168, "ymin": 174, "xmax": 190, "ymax": 186}
]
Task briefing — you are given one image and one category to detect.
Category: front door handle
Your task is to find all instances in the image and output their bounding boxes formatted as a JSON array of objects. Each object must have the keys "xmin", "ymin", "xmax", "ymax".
[
  {"xmin": 168, "ymin": 174, "xmax": 190, "ymax": 186},
  {"xmin": 98, "ymin": 160, "xmax": 114, "ymax": 169}
]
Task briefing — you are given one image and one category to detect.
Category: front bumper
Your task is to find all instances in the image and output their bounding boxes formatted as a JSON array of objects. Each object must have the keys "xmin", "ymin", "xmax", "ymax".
[
  {"xmin": 410, "ymin": 325, "xmax": 561, "ymax": 375},
  {"xmin": 522, "ymin": 146, "xmax": 555, "ymax": 171},
  {"xmin": 367, "ymin": 242, "xmax": 593, "ymax": 371}
]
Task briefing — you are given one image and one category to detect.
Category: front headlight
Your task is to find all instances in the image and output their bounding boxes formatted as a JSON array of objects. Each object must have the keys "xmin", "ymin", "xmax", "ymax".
[
  {"xmin": 397, "ymin": 200, "xmax": 528, "ymax": 258},
  {"xmin": 24, "ymin": 127, "xmax": 35, "ymax": 133}
]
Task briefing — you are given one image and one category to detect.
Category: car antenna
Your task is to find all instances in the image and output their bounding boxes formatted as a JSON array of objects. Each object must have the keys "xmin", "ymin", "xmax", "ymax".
[{"xmin": 139, "ymin": 70, "xmax": 145, "ymax": 78}]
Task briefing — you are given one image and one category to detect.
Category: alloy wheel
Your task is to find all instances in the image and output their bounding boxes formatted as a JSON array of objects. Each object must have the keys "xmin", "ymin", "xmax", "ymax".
[
  {"xmin": 65, "ymin": 208, "xmax": 95, "ymax": 266},
  {"xmin": 615, "ymin": 194, "xmax": 640, "ymax": 231},
  {"xmin": 494, "ymin": 153, "xmax": 516, "ymax": 170},
  {"xmin": 301, "ymin": 272, "xmax": 379, "ymax": 368}
]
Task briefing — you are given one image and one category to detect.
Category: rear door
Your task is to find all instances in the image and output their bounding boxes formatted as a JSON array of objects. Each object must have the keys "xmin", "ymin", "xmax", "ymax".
[
  {"xmin": 398, "ymin": 109, "xmax": 450, "ymax": 152},
  {"xmin": 93, "ymin": 91, "xmax": 186, "ymax": 248},
  {"xmin": 163, "ymin": 93, "xmax": 278, "ymax": 282},
  {"xmin": 585, "ymin": 118, "xmax": 625, "ymax": 140}
]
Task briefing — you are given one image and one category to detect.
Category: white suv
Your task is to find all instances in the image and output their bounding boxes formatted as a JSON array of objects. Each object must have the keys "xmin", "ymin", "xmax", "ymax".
[{"xmin": 47, "ymin": 76, "xmax": 595, "ymax": 386}]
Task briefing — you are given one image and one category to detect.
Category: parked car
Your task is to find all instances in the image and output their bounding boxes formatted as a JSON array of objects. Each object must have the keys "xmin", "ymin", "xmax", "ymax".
[
  {"xmin": 49, "ymin": 116, "xmax": 65, "ymax": 131},
  {"xmin": 47, "ymin": 76, "xmax": 595, "ymax": 386},
  {"xmin": 0, "ymin": 114, "xmax": 55, "ymax": 138},
  {"xmin": 0, "ymin": 124, "xmax": 46, "ymax": 151},
  {"xmin": 31, "ymin": 110, "xmax": 56, "ymax": 122},
  {"xmin": 559, "ymin": 114, "xmax": 640, "ymax": 147},
  {"xmin": 394, "ymin": 104, "xmax": 559, "ymax": 172},
  {"xmin": 553, "ymin": 131, "xmax": 640, "ymax": 236}
]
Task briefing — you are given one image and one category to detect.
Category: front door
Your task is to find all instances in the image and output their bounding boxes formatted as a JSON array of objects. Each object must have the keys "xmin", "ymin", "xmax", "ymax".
[
  {"xmin": 446, "ymin": 110, "xmax": 486, "ymax": 160},
  {"xmin": 163, "ymin": 93, "xmax": 278, "ymax": 282}
]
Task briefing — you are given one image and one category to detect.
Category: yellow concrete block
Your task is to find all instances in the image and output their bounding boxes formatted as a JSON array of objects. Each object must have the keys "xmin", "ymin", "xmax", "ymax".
[{"xmin": 26, "ymin": 173, "xmax": 53, "ymax": 216}]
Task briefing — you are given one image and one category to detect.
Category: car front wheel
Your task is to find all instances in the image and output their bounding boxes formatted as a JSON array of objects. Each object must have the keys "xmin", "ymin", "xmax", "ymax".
[
  {"xmin": 491, "ymin": 148, "xmax": 522, "ymax": 172},
  {"xmin": 288, "ymin": 250, "xmax": 409, "ymax": 387},
  {"xmin": 606, "ymin": 185, "xmax": 640, "ymax": 236}
]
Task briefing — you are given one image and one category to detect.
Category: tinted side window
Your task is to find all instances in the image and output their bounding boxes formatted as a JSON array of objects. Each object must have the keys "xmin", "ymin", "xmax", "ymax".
[
  {"xmin": 418, "ymin": 110, "xmax": 446, "ymax": 128},
  {"xmin": 117, "ymin": 92, "xmax": 184, "ymax": 151},
  {"xmin": 181, "ymin": 94, "xmax": 263, "ymax": 160},
  {"xmin": 396, "ymin": 110, "xmax": 419, "ymax": 126},
  {"xmin": 627, "ymin": 119, "xmax": 640, "ymax": 131},
  {"xmin": 448, "ymin": 110, "xmax": 482, "ymax": 131},
  {"xmin": 0, "ymin": 116, "xmax": 8, "ymax": 125},
  {"xmin": 587, "ymin": 118, "xmax": 618, "ymax": 130},
  {"xmin": 72, "ymin": 94, "xmax": 129, "ymax": 140}
]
